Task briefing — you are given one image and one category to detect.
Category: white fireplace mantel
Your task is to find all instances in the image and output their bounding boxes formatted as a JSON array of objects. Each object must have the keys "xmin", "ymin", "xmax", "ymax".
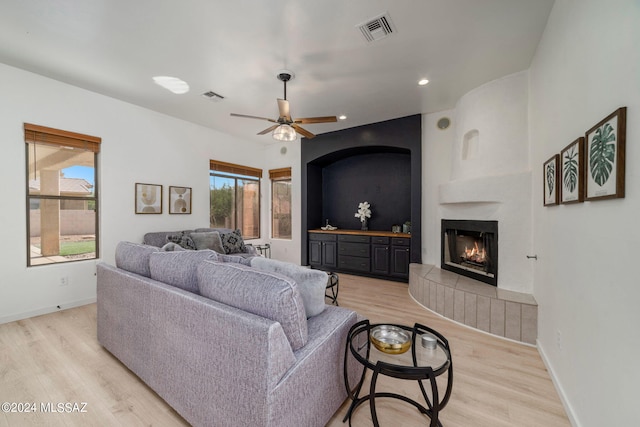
[{"xmin": 437, "ymin": 171, "xmax": 533, "ymax": 294}]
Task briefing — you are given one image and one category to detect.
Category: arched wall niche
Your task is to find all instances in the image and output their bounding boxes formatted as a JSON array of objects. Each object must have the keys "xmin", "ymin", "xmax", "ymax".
[{"xmin": 301, "ymin": 115, "xmax": 422, "ymax": 265}]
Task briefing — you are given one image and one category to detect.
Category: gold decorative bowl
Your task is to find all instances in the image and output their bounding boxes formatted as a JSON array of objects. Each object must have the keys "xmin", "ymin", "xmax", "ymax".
[{"xmin": 370, "ymin": 325, "xmax": 411, "ymax": 354}]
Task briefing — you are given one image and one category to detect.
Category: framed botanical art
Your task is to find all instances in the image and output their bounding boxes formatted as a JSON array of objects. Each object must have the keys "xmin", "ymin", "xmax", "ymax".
[
  {"xmin": 169, "ymin": 186, "xmax": 192, "ymax": 214},
  {"xmin": 585, "ymin": 107, "xmax": 626, "ymax": 201},
  {"xmin": 543, "ymin": 154, "xmax": 559, "ymax": 206},
  {"xmin": 135, "ymin": 183, "xmax": 162, "ymax": 214},
  {"xmin": 560, "ymin": 137, "xmax": 585, "ymax": 204}
]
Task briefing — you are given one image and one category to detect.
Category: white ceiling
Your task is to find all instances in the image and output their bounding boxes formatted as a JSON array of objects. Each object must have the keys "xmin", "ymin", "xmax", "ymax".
[{"xmin": 0, "ymin": 0, "xmax": 555, "ymax": 144}]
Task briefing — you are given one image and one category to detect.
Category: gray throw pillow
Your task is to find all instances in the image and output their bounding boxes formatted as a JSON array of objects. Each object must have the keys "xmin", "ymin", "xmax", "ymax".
[
  {"xmin": 250, "ymin": 257, "xmax": 328, "ymax": 318},
  {"xmin": 190, "ymin": 231, "xmax": 225, "ymax": 253},
  {"xmin": 161, "ymin": 242, "xmax": 188, "ymax": 251},
  {"xmin": 220, "ymin": 229, "xmax": 246, "ymax": 254}
]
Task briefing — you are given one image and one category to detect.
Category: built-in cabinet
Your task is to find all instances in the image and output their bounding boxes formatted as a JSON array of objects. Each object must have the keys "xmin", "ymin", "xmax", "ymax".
[
  {"xmin": 308, "ymin": 233, "xmax": 337, "ymax": 269},
  {"xmin": 309, "ymin": 230, "xmax": 410, "ymax": 282}
]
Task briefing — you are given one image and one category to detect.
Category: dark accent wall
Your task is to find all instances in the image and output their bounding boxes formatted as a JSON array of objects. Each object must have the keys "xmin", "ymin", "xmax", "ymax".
[{"xmin": 301, "ymin": 114, "xmax": 422, "ymax": 264}]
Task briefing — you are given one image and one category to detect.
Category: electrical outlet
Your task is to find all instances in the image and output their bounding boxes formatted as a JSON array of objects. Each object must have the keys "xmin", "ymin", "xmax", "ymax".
[
  {"xmin": 60, "ymin": 276, "xmax": 69, "ymax": 287},
  {"xmin": 556, "ymin": 330, "xmax": 562, "ymax": 351}
]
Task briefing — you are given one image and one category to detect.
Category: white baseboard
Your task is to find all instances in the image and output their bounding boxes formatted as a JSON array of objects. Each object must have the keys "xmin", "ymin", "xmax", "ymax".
[
  {"xmin": 0, "ymin": 297, "xmax": 96, "ymax": 325},
  {"xmin": 537, "ymin": 340, "xmax": 581, "ymax": 427}
]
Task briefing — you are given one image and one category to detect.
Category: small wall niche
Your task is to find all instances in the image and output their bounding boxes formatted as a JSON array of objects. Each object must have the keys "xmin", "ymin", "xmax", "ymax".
[{"xmin": 462, "ymin": 129, "xmax": 480, "ymax": 160}]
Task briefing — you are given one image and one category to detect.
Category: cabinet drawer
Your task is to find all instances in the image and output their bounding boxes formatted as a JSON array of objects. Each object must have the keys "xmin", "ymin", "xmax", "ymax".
[
  {"xmin": 338, "ymin": 242, "xmax": 370, "ymax": 258},
  {"xmin": 309, "ymin": 233, "xmax": 337, "ymax": 242},
  {"xmin": 371, "ymin": 236, "xmax": 389, "ymax": 244},
  {"xmin": 391, "ymin": 237, "xmax": 410, "ymax": 246},
  {"xmin": 338, "ymin": 234, "xmax": 370, "ymax": 243},
  {"xmin": 338, "ymin": 255, "xmax": 370, "ymax": 272}
]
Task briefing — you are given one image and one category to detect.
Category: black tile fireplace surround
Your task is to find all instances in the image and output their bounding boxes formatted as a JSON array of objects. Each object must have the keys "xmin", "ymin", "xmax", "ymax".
[{"xmin": 441, "ymin": 219, "xmax": 498, "ymax": 286}]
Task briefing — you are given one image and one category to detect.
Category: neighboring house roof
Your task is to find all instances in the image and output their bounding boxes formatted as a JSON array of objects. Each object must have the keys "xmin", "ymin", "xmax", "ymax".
[{"xmin": 29, "ymin": 177, "xmax": 93, "ymax": 195}]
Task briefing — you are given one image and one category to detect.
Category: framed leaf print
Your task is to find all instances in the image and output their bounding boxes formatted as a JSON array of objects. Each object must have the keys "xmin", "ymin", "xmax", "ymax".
[
  {"xmin": 543, "ymin": 154, "xmax": 559, "ymax": 206},
  {"xmin": 585, "ymin": 107, "xmax": 626, "ymax": 201},
  {"xmin": 560, "ymin": 137, "xmax": 585, "ymax": 204}
]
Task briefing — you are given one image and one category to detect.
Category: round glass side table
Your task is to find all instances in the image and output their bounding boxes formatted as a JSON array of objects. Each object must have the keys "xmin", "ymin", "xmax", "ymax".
[{"xmin": 343, "ymin": 320, "xmax": 453, "ymax": 427}]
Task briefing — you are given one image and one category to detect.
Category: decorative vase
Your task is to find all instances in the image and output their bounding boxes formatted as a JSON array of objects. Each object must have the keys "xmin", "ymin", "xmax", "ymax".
[{"xmin": 361, "ymin": 218, "xmax": 368, "ymax": 231}]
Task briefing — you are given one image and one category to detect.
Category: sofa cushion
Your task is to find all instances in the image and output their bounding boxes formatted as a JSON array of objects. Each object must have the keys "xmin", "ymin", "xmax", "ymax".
[
  {"xmin": 115, "ymin": 241, "xmax": 160, "ymax": 277},
  {"xmin": 219, "ymin": 229, "xmax": 246, "ymax": 254},
  {"xmin": 250, "ymin": 257, "xmax": 327, "ymax": 318},
  {"xmin": 149, "ymin": 250, "xmax": 219, "ymax": 294},
  {"xmin": 167, "ymin": 232, "xmax": 197, "ymax": 250},
  {"xmin": 197, "ymin": 260, "xmax": 308, "ymax": 350},
  {"xmin": 190, "ymin": 231, "xmax": 225, "ymax": 253}
]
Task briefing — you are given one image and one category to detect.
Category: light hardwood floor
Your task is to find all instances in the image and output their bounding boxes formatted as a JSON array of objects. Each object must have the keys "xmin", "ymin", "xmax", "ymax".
[{"xmin": 0, "ymin": 274, "xmax": 570, "ymax": 427}]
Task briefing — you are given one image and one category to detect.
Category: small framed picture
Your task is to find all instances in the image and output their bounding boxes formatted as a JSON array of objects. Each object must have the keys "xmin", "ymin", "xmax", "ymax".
[
  {"xmin": 560, "ymin": 137, "xmax": 585, "ymax": 204},
  {"xmin": 169, "ymin": 186, "xmax": 192, "ymax": 214},
  {"xmin": 543, "ymin": 155, "xmax": 559, "ymax": 206},
  {"xmin": 585, "ymin": 107, "xmax": 626, "ymax": 201},
  {"xmin": 135, "ymin": 183, "xmax": 162, "ymax": 214}
]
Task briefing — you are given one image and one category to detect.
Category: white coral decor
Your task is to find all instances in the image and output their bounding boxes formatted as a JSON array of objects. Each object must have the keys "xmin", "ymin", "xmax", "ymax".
[{"xmin": 354, "ymin": 201, "xmax": 372, "ymax": 223}]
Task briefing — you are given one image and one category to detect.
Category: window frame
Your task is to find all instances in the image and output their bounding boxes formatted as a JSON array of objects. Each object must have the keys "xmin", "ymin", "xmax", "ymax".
[
  {"xmin": 209, "ymin": 160, "xmax": 262, "ymax": 239},
  {"xmin": 24, "ymin": 123, "xmax": 100, "ymax": 267},
  {"xmin": 269, "ymin": 167, "xmax": 292, "ymax": 240}
]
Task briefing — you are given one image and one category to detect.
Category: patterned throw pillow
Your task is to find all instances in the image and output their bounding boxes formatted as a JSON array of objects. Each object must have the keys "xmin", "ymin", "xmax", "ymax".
[
  {"xmin": 220, "ymin": 229, "xmax": 246, "ymax": 254},
  {"xmin": 166, "ymin": 232, "xmax": 196, "ymax": 250}
]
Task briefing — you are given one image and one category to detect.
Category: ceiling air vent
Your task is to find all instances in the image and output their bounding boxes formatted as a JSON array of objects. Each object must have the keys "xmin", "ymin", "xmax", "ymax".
[
  {"xmin": 357, "ymin": 13, "xmax": 396, "ymax": 43},
  {"xmin": 201, "ymin": 91, "xmax": 225, "ymax": 102}
]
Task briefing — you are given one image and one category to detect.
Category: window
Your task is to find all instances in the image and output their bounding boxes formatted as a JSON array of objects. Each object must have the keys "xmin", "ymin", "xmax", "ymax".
[
  {"xmin": 25, "ymin": 123, "xmax": 100, "ymax": 266},
  {"xmin": 270, "ymin": 167, "xmax": 292, "ymax": 240},
  {"xmin": 209, "ymin": 160, "xmax": 261, "ymax": 239}
]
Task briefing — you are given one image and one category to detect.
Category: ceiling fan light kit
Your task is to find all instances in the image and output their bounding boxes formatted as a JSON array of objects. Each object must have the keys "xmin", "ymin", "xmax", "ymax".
[
  {"xmin": 230, "ymin": 70, "xmax": 337, "ymax": 141},
  {"xmin": 272, "ymin": 124, "xmax": 297, "ymax": 141}
]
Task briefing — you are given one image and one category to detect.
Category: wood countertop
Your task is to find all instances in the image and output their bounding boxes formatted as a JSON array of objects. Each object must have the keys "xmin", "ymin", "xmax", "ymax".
[{"xmin": 309, "ymin": 229, "xmax": 411, "ymax": 238}]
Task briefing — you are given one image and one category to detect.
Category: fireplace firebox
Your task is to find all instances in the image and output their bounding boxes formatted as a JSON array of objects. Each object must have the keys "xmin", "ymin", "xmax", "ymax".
[{"xmin": 441, "ymin": 219, "xmax": 498, "ymax": 286}]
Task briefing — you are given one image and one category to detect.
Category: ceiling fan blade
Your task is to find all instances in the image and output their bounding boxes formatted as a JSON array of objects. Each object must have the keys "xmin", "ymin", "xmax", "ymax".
[
  {"xmin": 292, "ymin": 124, "xmax": 316, "ymax": 139},
  {"xmin": 230, "ymin": 113, "xmax": 277, "ymax": 123},
  {"xmin": 294, "ymin": 116, "xmax": 338, "ymax": 124},
  {"xmin": 257, "ymin": 124, "xmax": 279, "ymax": 135},
  {"xmin": 277, "ymin": 99, "xmax": 291, "ymax": 121}
]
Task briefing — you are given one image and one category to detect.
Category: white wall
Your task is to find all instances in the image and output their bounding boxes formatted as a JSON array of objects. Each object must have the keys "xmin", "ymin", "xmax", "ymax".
[
  {"xmin": 529, "ymin": 1, "xmax": 640, "ymax": 425},
  {"xmin": 0, "ymin": 62, "xmax": 265, "ymax": 323},
  {"xmin": 421, "ymin": 110, "xmax": 455, "ymax": 264},
  {"xmin": 451, "ymin": 71, "xmax": 530, "ymax": 181}
]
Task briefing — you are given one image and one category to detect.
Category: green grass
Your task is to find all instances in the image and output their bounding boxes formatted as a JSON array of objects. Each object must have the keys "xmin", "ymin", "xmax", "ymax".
[{"xmin": 59, "ymin": 240, "xmax": 95, "ymax": 256}]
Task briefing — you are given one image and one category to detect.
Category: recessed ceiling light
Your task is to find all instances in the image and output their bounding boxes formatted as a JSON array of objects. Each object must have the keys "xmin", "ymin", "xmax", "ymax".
[
  {"xmin": 339, "ymin": 115, "xmax": 347, "ymax": 120},
  {"xmin": 153, "ymin": 76, "xmax": 190, "ymax": 94},
  {"xmin": 418, "ymin": 79, "xmax": 429, "ymax": 86}
]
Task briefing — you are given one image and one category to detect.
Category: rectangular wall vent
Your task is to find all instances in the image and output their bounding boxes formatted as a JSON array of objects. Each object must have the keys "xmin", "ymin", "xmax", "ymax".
[
  {"xmin": 357, "ymin": 13, "xmax": 396, "ymax": 42},
  {"xmin": 201, "ymin": 91, "xmax": 225, "ymax": 101}
]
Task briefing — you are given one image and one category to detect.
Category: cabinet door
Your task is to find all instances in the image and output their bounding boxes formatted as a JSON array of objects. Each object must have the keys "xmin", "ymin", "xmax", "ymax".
[
  {"xmin": 322, "ymin": 241, "xmax": 337, "ymax": 269},
  {"xmin": 309, "ymin": 240, "xmax": 322, "ymax": 267},
  {"xmin": 391, "ymin": 246, "xmax": 410, "ymax": 277},
  {"xmin": 371, "ymin": 244, "xmax": 390, "ymax": 275}
]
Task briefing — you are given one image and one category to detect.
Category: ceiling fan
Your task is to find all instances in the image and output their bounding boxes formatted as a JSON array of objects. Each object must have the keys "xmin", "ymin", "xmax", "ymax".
[{"xmin": 230, "ymin": 71, "xmax": 337, "ymax": 141}]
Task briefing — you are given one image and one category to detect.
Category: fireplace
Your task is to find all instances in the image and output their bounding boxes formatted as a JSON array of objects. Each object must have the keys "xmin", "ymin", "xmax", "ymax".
[{"xmin": 441, "ymin": 219, "xmax": 498, "ymax": 286}]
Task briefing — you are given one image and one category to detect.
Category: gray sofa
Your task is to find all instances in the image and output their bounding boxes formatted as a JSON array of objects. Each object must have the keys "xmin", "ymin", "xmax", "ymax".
[
  {"xmin": 142, "ymin": 228, "xmax": 258, "ymax": 257},
  {"xmin": 97, "ymin": 242, "xmax": 361, "ymax": 427}
]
